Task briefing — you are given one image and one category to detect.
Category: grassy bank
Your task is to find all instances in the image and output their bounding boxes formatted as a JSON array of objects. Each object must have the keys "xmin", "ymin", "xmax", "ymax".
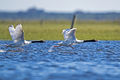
[{"xmin": 0, "ymin": 20, "xmax": 120, "ymax": 40}]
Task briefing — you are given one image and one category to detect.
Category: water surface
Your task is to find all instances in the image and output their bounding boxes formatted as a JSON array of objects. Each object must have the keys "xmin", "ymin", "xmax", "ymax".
[{"xmin": 0, "ymin": 40, "xmax": 120, "ymax": 80}]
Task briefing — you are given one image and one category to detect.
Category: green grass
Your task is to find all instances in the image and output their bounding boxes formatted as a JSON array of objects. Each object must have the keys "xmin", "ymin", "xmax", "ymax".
[{"xmin": 0, "ymin": 20, "xmax": 120, "ymax": 40}]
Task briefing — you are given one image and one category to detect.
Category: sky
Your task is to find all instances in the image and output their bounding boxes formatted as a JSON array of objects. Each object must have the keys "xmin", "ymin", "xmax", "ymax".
[{"xmin": 0, "ymin": 0, "xmax": 120, "ymax": 12}]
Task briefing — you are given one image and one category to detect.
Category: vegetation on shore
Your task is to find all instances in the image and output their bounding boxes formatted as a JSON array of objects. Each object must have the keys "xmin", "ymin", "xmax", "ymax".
[{"xmin": 0, "ymin": 20, "xmax": 120, "ymax": 40}]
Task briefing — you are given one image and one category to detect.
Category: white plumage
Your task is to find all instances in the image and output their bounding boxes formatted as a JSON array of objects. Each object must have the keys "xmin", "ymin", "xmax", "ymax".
[
  {"xmin": 9, "ymin": 24, "xmax": 31, "ymax": 46},
  {"xmin": 62, "ymin": 28, "xmax": 76, "ymax": 41},
  {"xmin": 9, "ymin": 24, "xmax": 24, "ymax": 43},
  {"xmin": 8, "ymin": 24, "xmax": 44, "ymax": 47},
  {"xmin": 48, "ymin": 28, "xmax": 84, "ymax": 52},
  {"xmin": 58, "ymin": 28, "xmax": 84, "ymax": 47}
]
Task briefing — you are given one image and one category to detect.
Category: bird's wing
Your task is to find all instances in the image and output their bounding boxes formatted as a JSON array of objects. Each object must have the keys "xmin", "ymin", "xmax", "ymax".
[
  {"xmin": 14, "ymin": 24, "xmax": 24, "ymax": 43},
  {"xmin": 76, "ymin": 39, "xmax": 84, "ymax": 43},
  {"xmin": 62, "ymin": 29, "xmax": 71, "ymax": 41},
  {"xmin": 9, "ymin": 25, "xmax": 16, "ymax": 40},
  {"xmin": 62, "ymin": 28, "xmax": 76, "ymax": 41},
  {"xmin": 68, "ymin": 28, "xmax": 76, "ymax": 41}
]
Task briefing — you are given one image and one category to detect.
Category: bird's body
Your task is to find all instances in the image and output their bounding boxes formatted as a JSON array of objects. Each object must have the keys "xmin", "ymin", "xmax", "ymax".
[
  {"xmin": 48, "ymin": 14, "xmax": 97, "ymax": 52},
  {"xmin": 8, "ymin": 24, "xmax": 44, "ymax": 47},
  {"xmin": 58, "ymin": 28, "xmax": 81, "ymax": 47},
  {"xmin": 53, "ymin": 28, "xmax": 97, "ymax": 49},
  {"xmin": 8, "ymin": 24, "xmax": 25, "ymax": 46},
  {"xmin": 48, "ymin": 28, "xmax": 83, "ymax": 52},
  {"xmin": 9, "ymin": 24, "xmax": 24, "ymax": 44}
]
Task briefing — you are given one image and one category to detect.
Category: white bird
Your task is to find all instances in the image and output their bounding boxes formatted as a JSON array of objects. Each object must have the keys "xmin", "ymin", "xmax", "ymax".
[
  {"xmin": 52, "ymin": 28, "xmax": 83, "ymax": 48},
  {"xmin": 8, "ymin": 24, "xmax": 44, "ymax": 47},
  {"xmin": 49, "ymin": 28, "xmax": 97, "ymax": 50},
  {"xmin": 9, "ymin": 24, "xmax": 25, "ymax": 45},
  {"xmin": 48, "ymin": 28, "xmax": 81, "ymax": 52},
  {"xmin": 48, "ymin": 14, "xmax": 97, "ymax": 52}
]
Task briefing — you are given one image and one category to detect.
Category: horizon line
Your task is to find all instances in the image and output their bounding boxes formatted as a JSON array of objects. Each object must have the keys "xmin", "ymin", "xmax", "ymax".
[{"xmin": 0, "ymin": 7, "xmax": 120, "ymax": 13}]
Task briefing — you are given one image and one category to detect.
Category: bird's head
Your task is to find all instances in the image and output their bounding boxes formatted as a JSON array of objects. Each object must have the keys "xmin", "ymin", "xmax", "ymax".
[
  {"xmin": 69, "ymin": 28, "xmax": 76, "ymax": 35},
  {"xmin": 62, "ymin": 28, "xmax": 77, "ymax": 40},
  {"xmin": 62, "ymin": 28, "xmax": 76, "ymax": 35}
]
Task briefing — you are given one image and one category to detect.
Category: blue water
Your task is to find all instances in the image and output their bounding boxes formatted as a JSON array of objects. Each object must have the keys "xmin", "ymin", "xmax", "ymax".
[{"xmin": 0, "ymin": 40, "xmax": 120, "ymax": 80}]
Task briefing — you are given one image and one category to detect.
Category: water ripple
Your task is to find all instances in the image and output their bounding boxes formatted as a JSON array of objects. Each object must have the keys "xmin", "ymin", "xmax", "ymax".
[{"xmin": 0, "ymin": 40, "xmax": 120, "ymax": 80}]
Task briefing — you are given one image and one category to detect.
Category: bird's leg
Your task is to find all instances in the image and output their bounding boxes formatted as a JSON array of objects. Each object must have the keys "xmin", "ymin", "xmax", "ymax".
[
  {"xmin": 16, "ymin": 47, "xmax": 24, "ymax": 52},
  {"xmin": 48, "ymin": 45, "xmax": 61, "ymax": 52},
  {"xmin": 69, "ymin": 45, "xmax": 74, "ymax": 49},
  {"xmin": 53, "ymin": 45, "xmax": 61, "ymax": 47}
]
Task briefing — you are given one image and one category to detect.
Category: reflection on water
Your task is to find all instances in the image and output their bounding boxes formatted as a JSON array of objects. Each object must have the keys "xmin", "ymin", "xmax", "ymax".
[{"xmin": 0, "ymin": 40, "xmax": 120, "ymax": 80}]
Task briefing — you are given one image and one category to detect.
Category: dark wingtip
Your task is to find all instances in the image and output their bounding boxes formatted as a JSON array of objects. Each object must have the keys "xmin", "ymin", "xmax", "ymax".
[
  {"xmin": 84, "ymin": 39, "xmax": 98, "ymax": 42},
  {"xmin": 31, "ymin": 40, "xmax": 45, "ymax": 43},
  {"xmin": 91, "ymin": 39, "xmax": 98, "ymax": 42}
]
